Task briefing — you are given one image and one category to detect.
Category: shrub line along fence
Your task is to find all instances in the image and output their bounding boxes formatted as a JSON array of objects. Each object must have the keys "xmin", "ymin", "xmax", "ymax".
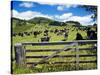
[{"xmin": 14, "ymin": 40, "xmax": 97, "ymax": 70}]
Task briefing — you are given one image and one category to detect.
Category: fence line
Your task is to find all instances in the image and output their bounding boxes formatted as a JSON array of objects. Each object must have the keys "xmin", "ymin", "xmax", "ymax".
[
  {"xmin": 26, "ymin": 47, "xmax": 97, "ymax": 52},
  {"xmin": 22, "ymin": 40, "xmax": 97, "ymax": 45},
  {"xmin": 31, "ymin": 43, "xmax": 75, "ymax": 67},
  {"xmin": 26, "ymin": 60, "xmax": 96, "ymax": 65},
  {"xmin": 26, "ymin": 55, "xmax": 96, "ymax": 58},
  {"xmin": 14, "ymin": 40, "xmax": 97, "ymax": 69}
]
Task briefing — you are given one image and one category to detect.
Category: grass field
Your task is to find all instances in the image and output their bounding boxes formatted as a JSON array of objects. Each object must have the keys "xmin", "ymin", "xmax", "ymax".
[{"xmin": 12, "ymin": 23, "xmax": 97, "ymax": 74}]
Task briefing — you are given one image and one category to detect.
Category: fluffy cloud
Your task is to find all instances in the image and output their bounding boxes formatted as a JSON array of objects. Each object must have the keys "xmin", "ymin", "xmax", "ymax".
[
  {"xmin": 54, "ymin": 13, "xmax": 94, "ymax": 25},
  {"xmin": 19, "ymin": 2, "xmax": 34, "ymax": 8},
  {"xmin": 63, "ymin": 14, "xmax": 94, "ymax": 25},
  {"xmin": 57, "ymin": 6, "xmax": 65, "ymax": 11},
  {"xmin": 36, "ymin": 1, "xmax": 57, "ymax": 6},
  {"xmin": 57, "ymin": 4, "xmax": 78, "ymax": 11},
  {"xmin": 55, "ymin": 13, "xmax": 72, "ymax": 20},
  {"xmin": 12, "ymin": 10, "xmax": 53, "ymax": 20},
  {"xmin": 65, "ymin": 4, "xmax": 78, "ymax": 8}
]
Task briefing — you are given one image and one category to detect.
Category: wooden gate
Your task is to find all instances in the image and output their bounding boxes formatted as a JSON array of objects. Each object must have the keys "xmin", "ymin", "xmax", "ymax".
[{"xmin": 14, "ymin": 40, "xmax": 97, "ymax": 70}]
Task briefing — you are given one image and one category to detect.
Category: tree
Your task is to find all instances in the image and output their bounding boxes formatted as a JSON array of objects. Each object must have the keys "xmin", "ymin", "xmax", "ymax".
[
  {"xmin": 80, "ymin": 5, "xmax": 97, "ymax": 21},
  {"xmin": 16, "ymin": 19, "xmax": 26, "ymax": 26}
]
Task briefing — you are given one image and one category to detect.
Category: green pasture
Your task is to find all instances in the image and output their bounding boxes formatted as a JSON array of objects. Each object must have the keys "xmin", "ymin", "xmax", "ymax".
[{"xmin": 12, "ymin": 23, "xmax": 97, "ymax": 74}]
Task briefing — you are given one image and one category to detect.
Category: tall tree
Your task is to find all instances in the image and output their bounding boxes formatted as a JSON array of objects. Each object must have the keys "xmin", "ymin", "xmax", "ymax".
[{"xmin": 80, "ymin": 5, "xmax": 97, "ymax": 21}]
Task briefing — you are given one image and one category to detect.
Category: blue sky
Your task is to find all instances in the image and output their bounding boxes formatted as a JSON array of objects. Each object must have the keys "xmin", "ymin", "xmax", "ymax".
[{"xmin": 11, "ymin": 1, "xmax": 97, "ymax": 25}]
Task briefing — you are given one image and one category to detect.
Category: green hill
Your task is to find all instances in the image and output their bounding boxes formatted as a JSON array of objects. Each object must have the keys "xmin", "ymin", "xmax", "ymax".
[
  {"xmin": 12, "ymin": 17, "xmax": 35, "ymax": 32},
  {"xmin": 12, "ymin": 17, "xmax": 82, "ymax": 33},
  {"xmin": 28, "ymin": 17, "xmax": 53, "ymax": 24}
]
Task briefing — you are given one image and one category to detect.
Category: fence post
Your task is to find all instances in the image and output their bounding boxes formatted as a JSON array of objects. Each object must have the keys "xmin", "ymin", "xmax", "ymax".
[
  {"xmin": 14, "ymin": 43, "xmax": 26, "ymax": 68},
  {"xmin": 75, "ymin": 42, "xmax": 79, "ymax": 70},
  {"xmin": 94, "ymin": 43, "xmax": 97, "ymax": 68}
]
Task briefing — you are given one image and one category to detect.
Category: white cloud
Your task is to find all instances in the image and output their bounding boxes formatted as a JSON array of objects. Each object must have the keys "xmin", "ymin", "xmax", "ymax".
[
  {"xmin": 19, "ymin": 2, "xmax": 34, "ymax": 8},
  {"xmin": 54, "ymin": 13, "xmax": 94, "ymax": 25},
  {"xmin": 12, "ymin": 10, "xmax": 19, "ymax": 17},
  {"xmin": 36, "ymin": 2, "xmax": 57, "ymax": 6},
  {"xmin": 12, "ymin": 10, "xmax": 53, "ymax": 20},
  {"xmin": 63, "ymin": 14, "xmax": 94, "ymax": 25},
  {"xmin": 57, "ymin": 6, "xmax": 65, "ymax": 11},
  {"xmin": 57, "ymin": 4, "xmax": 78, "ymax": 11},
  {"xmin": 55, "ymin": 13, "xmax": 72, "ymax": 20},
  {"xmin": 65, "ymin": 4, "xmax": 78, "ymax": 8}
]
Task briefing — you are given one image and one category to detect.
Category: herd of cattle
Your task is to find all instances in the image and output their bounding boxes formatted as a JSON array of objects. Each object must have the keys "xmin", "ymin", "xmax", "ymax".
[{"xmin": 12, "ymin": 26, "xmax": 97, "ymax": 42}]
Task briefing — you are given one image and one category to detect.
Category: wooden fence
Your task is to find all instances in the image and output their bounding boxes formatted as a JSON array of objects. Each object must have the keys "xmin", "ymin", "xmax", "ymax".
[{"xmin": 14, "ymin": 40, "xmax": 97, "ymax": 69}]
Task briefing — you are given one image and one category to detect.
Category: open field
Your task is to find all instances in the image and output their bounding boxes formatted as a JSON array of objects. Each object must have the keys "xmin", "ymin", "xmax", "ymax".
[{"xmin": 12, "ymin": 23, "xmax": 97, "ymax": 74}]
